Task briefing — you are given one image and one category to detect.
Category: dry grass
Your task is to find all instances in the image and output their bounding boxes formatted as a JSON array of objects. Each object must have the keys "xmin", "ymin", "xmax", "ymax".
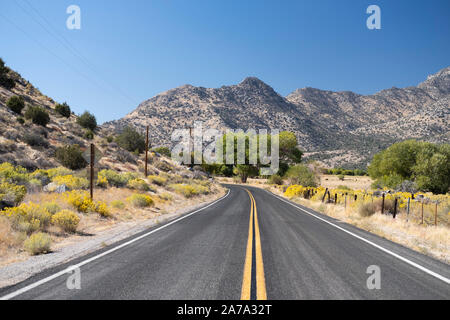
[
  {"xmin": 270, "ymin": 187, "xmax": 450, "ymax": 263},
  {"xmin": 319, "ymin": 174, "xmax": 373, "ymax": 190}
]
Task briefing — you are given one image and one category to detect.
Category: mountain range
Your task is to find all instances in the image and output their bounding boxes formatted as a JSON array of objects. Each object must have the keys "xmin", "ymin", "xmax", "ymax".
[{"xmin": 103, "ymin": 67, "xmax": 450, "ymax": 168}]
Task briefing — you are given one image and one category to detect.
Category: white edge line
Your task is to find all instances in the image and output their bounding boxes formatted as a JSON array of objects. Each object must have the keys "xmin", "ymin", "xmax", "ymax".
[
  {"xmin": 0, "ymin": 189, "xmax": 231, "ymax": 300},
  {"xmin": 268, "ymin": 191, "xmax": 450, "ymax": 285}
]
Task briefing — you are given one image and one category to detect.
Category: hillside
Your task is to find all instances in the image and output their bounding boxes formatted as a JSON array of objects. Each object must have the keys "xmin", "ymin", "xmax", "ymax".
[
  {"xmin": 0, "ymin": 63, "xmax": 141, "ymax": 172},
  {"xmin": 103, "ymin": 67, "xmax": 449, "ymax": 168}
]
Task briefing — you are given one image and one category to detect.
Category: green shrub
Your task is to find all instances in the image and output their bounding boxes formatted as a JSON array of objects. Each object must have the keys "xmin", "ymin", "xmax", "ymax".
[
  {"xmin": 22, "ymin": 133, "xmax": 48, "ymax": 147},
  {"xmin": 268, "ymin": 175, "xmax": 283, "ymax": 185},
  {"xmin": 7, "ymin": 96, "xmax": 25, "ymax": 114},
  {"xmin": 111, "ymin": 200, "xmax": 125, "ymax": 209},
  {"xmin": 106, "ymin": 135, "xmax": 114, "ymax": 143},
  {"xmin": 0, "ymin": 58, "xmax": 15, "ymax": 89},
  {"xmin": 51, "ymin": 210, "xmax": 80, "ymax": 233},
  {"xmin": 77, "ymin": 111, "xmax": 97, "ymax": 130},
  {"xmin": 127, "ymin": 194, "xmax": 154, "ymax": 208},
  {"xmin": 83, "ymin": 129, "xmax": 94, "ymax": 140},
  {"xmin": 24, "ymin": 232, "xmax": 51, "ymax": 255},
  {"xmin": 127, "ymin": 178, "xmax": 150, "ymax": 191},
  {"xmin": 16, "ymin": 117, "xmax": 25, "ymax": 124},
  {"xmin": 55, "ymin": 102, "xmax": 71, "ymax": 118},
  {"xmin": 0, "ymin": 162, "xmax": 29, "ymax": 185},
  {"xmin": 338, "ymin": 174, "xmax": 345, "ymax": 181},
  {"xmin": 55, "ymin": 145, "xmax": 87, "ymax": 170},
  {"xmin": 152, "ymin": 147, "xmax": 171, "ymax": 157},
  {"xmin": 115, "ymin": 126, "xmax": 145, "ymax": 154},
  {"xmin": 24, "ymin": 106, "xmax": 50, "ymax": 126}
]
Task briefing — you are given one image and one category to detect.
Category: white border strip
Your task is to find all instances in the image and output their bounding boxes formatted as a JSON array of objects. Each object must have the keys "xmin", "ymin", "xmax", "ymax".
[
  {"xmin": 269, "ymin": 192, "xmax": 450, "ymax": 285},
  {"xmin": 0, "ymin": 189, "xmax": 231, "ymax": 300}
]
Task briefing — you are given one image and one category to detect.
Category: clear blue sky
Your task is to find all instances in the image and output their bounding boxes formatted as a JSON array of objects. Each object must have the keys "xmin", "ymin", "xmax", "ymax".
[{"xmin": 1, "ymin": 0, "xmax": 449, "ymax": 123}]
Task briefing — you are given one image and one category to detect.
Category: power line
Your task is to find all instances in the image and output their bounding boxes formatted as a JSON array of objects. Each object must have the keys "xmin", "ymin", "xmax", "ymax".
[
  {"xmin": 11, "ymin": 0, "xmax": 138, "ymax": 106},
  {"xmin": 21, "ymin": 0, "xmax": 138, "ymax": 106},
  {"xmin": 0, "ymin": 11, "xmax": 113, "ymax": 101}
]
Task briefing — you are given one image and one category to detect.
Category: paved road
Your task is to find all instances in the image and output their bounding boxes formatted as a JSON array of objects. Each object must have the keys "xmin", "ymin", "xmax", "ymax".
[{"xmin": 1, "ymin": 185, "xmax": 449, "ymax": 300}]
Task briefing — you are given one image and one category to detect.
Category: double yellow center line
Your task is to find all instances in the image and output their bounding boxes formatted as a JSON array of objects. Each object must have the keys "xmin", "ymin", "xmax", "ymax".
[{"xmin": 241, "ymin": 189, "xmax": 267, "ymax": 300}]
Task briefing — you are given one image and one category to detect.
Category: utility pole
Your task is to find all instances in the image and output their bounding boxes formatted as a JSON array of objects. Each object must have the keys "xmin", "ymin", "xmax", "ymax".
[
  {"xmin": 90, "ymin": 143, "xmax": 94, "ymax": 200},
  {"xmin": 145, "ymin": 125, "xmax": 149, "ymax": 177}
]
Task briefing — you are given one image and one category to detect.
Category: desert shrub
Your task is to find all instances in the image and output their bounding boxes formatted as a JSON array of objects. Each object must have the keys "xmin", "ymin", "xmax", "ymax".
[
  {"xmin": 115, "ymin": 126, "xmax": 145, "ymax": 154},
  {"xmin": 127, "ymin": 178, "xmax": 150, "ymax": 191},
  {"xmin": 106, "ymin": 135, "xmax": 114, "ymax": 143},
  {"xmin": 159, "ymin": 192, "xmax": 173, "ymax": 201},
  {"xmin": 95, "ymin": 201, "xmax": 110, "ymax": 217},
  {"xmin": 52, "ymin": 175, "xmax": 89, "ymax": 190},
  {"xmin": 1, "ymin": 202, "xmax": 52, "ymax": 234},
  {"xmin": 147, "ymin": 175, "xmax": 167, "ymax": 186},
  {"xmin": 169, "ymin": 184, "xmax": 209, "ymax": 198},
  {"xmin": 24, "ymin": 106, "xmax": 50, "ymax": 126},
  {"xmin": 77, "ymin": 111, "xmax": 97, "ymax": 130},
  {"xmin": 55, "ymin": 145, "xmax": 87, "ymax": 170},
  {"xmin": 337, "ymin": 185, "xmax": 351, "ymax": 191},
  {"xmin": 83, "ymin": 129, "xmax": 94, "ymax": 140},
  {"xmin": 111, "ymin": 200, "xmax": 125, "ymax": 209},
  {"xmin": 24, "ymin": 232, "xmax": 51, "ymax": 255},
  {"xmin": 0, "ymin": 182, "xmax": 27, "ymax": 206},
  {"xmin": 22, "ymin": 133, "xmax": 48, "ymax": 147},
  {"xmin": 51, "ymin": 210, "xmax": 80, "ymax": 233},
  {"xmin": 154, "ymin": 160, "xmax": 173, "ymax": 172},
  {"xmin": 96, "ymin": 175, "xmax": 108, "ymax": 188},
  {"xmin": 55, "ymin": 102, "xmax": 71, "ymax": 118},
  {"xmin": 268, "ymin": 175, "xmax": 283, "ymax": 185},
  {"xmin": 285, "ymin": 165, "xmax": 317, "ymax": 187},
  {"xmin": 64, "ymin": 190, "xmax": 109, "ymax": 216},
  {"xmin": 44, "ymin": 167, "xmax": 73, "ymax": 178},
  {"xmin": 97, "ymin": 170, "xmax": 137, "ymax": 188},
  {"xmin": 7, "ymin": 96, "xmax": 25, "ymax": 114},
  {"xmin": 42, "ymin": 202, "xmax": 61, "ymax": 215},
  {"xmin": 0, "ymin": 162, "xmax": 29, "ymax": 185},
  {"xmin": 338, "ymin": 174, "xmax": 345, "ymax": 181},
  {"xmin": 152, "ymin": 147, "xmax": 171, "ymax": 157},
  {"xmin": 65, "ymin": 191, "xmax": 95, "ymax": 213},
  {"xmin": 358, "ymin": 202, "xmax": 377, "ymax": 217},
  {"xmin": 27, "ymin": 178, "xmax": 42, "ymax": 192},
  {"xmin": 127, "ymin": 194, "xmax": 154, "ymax": 208},
  {"xmin": 16, "ymin": 117, "xmax": 25, "ymax": 124}
]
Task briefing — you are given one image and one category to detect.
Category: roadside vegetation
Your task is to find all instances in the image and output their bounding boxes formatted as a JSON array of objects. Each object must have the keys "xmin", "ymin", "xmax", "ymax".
[{"xmin": 0, "ymin": 161, "xmax": 223, "ymax": 261}]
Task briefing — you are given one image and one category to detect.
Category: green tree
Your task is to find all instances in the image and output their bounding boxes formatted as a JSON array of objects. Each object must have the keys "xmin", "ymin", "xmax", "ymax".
[
  {"xmin": 77, "ymin": 111, "xmax": 97, "ymax": 130},
  {"xmin": 285, "ymin": 164, "xmax": 317, "ymax": 187},
  {"xmin": 7, "ymin": 96, "xmax": 25, "ymax": 114},
  {"xmin": 0, "ymin": 58, "xmax": 15, "ymax": 90},
  {"xmin": 55, "ymin": 145, "xmax": 87, "ymax": 170},
  {"xmin": 55, "ymin": 102, "xmax": 71, "ymax": 118},
  {"xmin": 413, "ymin": 144, "xmax": 450, "ymax": 194},
  {"xmin": 115, "ymin": 126, "xmax": 146, "ymax": 154},
  {"xmin": 24, "ymin": 106, "xmax": 50, "ymax": 126}
]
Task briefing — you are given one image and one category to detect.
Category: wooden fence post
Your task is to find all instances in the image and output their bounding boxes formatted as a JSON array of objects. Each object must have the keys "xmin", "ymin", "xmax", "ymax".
[
  {"xmin": 322, "ymin": 188, "xmax": 328, "ymax": 203},
  {"xmin": 435, "ymin": 203, "xmax": 438, "ymax": 226},
  {"xmin": 381, "ymin": 193, "xmax": 385, "ymax": 214},
  {"xmin": 90, "ymin": 143, "xmax": 94, "ymax": 200},
  {"xmin": 421, "ymin": 201, "xmax": 424, "ymax": 225},
  {"xmin": 334, "ymin": 193, "xmax": 337, "ymax": 205},
  {"xmin": 406, "ymin": 197, "xmax": 410, "ymax": 222},
  {"xmin": 145, "ymin": 125, "xmax": 149, "ymax": 177},
  {"xmin": 393, "ymin": 198, "xmax": 398, "ymax": 219}
]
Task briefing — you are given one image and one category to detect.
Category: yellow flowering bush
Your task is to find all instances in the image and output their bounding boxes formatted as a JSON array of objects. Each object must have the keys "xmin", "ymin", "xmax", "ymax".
[
  {"xmin": 95, "ymin": 201, "xmax": 110, "ymax": 217},
  {"xmin": 65, "ymin": 191, "xmax": 95, "ymax": 213},
  {"xmin": 51, "ymin": 210, "xmax": 80, "ymax": 233},
  {"xmin": 127, "ymin": 194, "xmax": 154, "ymax": 208},
  {"xmin": 52, "ymin": 175, "xmax": 89, "ymax": 190},
  {"xmin": 169, "ymin": 184, "xmax": 210, "ymax": 198},
  {"xmin": 1, "ymin": 202, "xmax": 52, "ymax": 234},
  {"xmin": 0, "ymin": 181, "xmax": 27, "ymax": 206}
]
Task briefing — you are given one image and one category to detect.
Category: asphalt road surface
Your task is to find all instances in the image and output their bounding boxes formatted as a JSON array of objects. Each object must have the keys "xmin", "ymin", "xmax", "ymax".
[{"xmin": 1, "ymin": 185, "xmax": 449, "ymax": 300}]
